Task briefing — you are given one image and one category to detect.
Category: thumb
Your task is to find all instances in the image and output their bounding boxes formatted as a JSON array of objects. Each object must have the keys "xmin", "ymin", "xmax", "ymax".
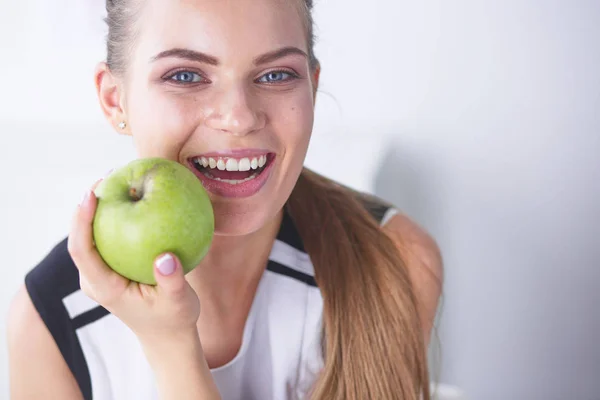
[{"xmin": 153, "ymin": 253, "xmax": 186, "ymax": 295}]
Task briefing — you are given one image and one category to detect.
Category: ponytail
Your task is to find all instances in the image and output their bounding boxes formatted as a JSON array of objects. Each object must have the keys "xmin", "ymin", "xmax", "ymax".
[{"xmin": 286, "ymin": 168, "xmax": 430, "ymax": 400}]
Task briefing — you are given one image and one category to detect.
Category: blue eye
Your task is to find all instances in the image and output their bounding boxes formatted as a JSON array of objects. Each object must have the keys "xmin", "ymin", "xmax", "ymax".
[
  {"xmin": 258, "ymin": 71, "xmax": 296, "ymax": 83},
  {"xmin": 170, "ymin": 71, "xmax": 203, "ymax": 83}
]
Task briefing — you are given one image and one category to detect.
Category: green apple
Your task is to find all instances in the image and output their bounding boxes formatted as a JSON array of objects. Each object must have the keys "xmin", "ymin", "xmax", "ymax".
[{"xmin": 92, "ymin": 157, "xmax": 214, "ymax": 285}]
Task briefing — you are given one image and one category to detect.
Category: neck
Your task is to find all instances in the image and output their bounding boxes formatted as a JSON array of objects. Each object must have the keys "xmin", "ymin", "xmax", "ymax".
[{"xmin": 186, "ymin": 209, "xmax": 283, "ymax": 313}]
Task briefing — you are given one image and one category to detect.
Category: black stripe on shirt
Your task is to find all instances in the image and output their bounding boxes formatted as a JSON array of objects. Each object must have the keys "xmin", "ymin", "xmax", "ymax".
[
  {"xmin": 266, "ymin": 260, "xmax": 318, "ymax": 287},
  {"xmin": 72, "ymin": 306, "xmax": 111, "ymax": 330},
  {"xmin": 276, "ymin": 209, "xmax": 305, "ymax": 253},
  {"xmin": 25, "ymin": 238, "xmax": 94, "ymax": 400}
]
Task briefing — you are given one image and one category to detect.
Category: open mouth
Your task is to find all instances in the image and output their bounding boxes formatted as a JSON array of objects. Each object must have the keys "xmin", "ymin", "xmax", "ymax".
[{"xmin": 189, "ymin": 153, "xmax": 275, "ymax": 185}]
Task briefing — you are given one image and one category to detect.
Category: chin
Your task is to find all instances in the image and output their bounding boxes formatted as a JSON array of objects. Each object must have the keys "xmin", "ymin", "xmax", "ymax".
[{"xmin": 211, "ymin": 200, "xmax": 279, "ymax": 237}]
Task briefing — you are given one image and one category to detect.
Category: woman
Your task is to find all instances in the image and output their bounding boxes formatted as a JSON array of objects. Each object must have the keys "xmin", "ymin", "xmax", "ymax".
[{"xmin": 7, "ymin": 0, "xmax": 443, "ymax": 399}]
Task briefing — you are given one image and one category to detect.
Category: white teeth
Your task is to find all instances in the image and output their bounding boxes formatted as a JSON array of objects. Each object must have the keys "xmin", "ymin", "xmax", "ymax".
[
  {"xmin": 201, "ymin": 171, "xmax": 259, "ymax": 184},
  {"xmin": 238, "ymin": 158, "xmax": 251, "ymax": 171},
  {"xmin": 225, "ymin": 158, "xmax": 239, "ymax": 171},
  {"xmin": 195, "ymin": 154, "xmax": 269, "ymax": 170}
]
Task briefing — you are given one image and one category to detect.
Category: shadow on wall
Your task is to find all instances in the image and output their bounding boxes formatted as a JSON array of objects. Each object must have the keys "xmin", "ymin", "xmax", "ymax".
[
  {"xmin": 372, "ymin": 139, "xmax": 443, "ymax": 236},
  {"xmin": 371, "ymin": 137, "xmax": 448, "ymax": 388}
]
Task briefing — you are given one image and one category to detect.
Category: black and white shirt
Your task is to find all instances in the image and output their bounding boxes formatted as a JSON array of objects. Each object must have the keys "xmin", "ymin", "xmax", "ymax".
[{"xmin": 25, "ymin": 195, "xmax": 398, "ymax": 400}]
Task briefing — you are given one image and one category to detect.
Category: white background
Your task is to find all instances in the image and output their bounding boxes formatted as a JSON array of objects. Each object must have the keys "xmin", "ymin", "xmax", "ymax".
[{"xmin": 1, "ymin": 1, "xmax": 599, "ymax": 399}]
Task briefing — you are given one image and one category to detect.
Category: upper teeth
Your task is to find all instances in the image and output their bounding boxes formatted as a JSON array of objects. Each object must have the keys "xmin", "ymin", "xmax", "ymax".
[{"xmin": 194, "ymin": 155, "xmax": 268, "ymax": 171}]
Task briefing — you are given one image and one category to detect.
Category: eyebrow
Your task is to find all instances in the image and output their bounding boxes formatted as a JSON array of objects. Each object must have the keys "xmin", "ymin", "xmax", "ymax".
[{"xmin": 150, "ymin": 46, "xmax": 308, "ymax": 66}]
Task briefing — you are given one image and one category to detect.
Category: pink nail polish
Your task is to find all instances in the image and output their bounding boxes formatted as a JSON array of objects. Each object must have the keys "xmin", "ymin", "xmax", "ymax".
[
  {"xmin": 80, "ymin": 190, "xmax": 90, "ymax": 207},
  {"xmin": 156, "ymin": 254, "xmax": 176, "ymax": 276}
]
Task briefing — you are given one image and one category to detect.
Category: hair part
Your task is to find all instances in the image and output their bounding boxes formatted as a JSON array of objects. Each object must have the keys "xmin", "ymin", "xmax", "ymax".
[
  {"xmin": 103, "ymin": 0, "xmax": 430, "ymax": 398},
  {"xmin": 105, "ymin": 0, "xmax": 143, "ymax": 77}
]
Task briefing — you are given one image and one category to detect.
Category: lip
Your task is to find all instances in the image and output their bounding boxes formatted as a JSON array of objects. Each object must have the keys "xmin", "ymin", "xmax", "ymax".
[
  {"xmin": 191, "ymin": 148, "xmax": 272, "ymax": 159},
  {"xmin": 187, "ymin": 153, "xmax": 276, "ymax": 199}
]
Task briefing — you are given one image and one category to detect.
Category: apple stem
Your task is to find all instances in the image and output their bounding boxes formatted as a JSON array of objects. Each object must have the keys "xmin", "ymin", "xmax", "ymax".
[{"xmin": 129, "ymin": 187, "xmax": 142, "ymax": 201}]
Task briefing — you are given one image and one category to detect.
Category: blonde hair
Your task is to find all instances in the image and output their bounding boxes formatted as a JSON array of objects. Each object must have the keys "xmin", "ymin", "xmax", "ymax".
[{"xmin": 288, "ymin": 169, "xmax": 429, "ymax": 399}]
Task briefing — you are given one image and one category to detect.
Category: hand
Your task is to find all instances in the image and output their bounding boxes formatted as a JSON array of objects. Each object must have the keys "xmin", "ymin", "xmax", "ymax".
[
  {"xmin": 69, "ymin": 179, "xmax": 220, "ymax": 400},
  {"xmin": 67, "ymin": 177, "xmax": 201, "ymax": 343}
]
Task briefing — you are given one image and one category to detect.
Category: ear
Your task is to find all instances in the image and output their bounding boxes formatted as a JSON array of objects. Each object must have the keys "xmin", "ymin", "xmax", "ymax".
[
  {"xmin": 94, "ymin": 62, "xmax": 130, "ymax": 135},
  {"xmin": 311, "ymin": 61, "xmax": 321, "ymax": 104}
]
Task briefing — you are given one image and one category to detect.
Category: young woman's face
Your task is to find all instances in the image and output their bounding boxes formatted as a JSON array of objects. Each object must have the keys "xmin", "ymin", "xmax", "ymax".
[{"xmin": 112, "ymin": 0, "xmax": 318, "ymax": 235}]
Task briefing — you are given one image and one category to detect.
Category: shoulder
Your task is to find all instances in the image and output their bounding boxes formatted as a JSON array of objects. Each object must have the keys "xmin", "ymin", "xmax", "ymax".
[
  {"xmin": 23, "ymin": 238, "xmax": 85, "ymax": 345},
  {"xmin": 350, "ymin": 190, "xmax": 443, "ymax": 342},
  {"xmin": 11, "ymin": 237, "xmax": 95, "ymax": 399},
  {"xmin": 380, "ymin": 209, "xmax": 443, "ymax": 343},
  {"xmin": 7, "ymin": 284, "xmax": 83, "ymax": 399},
  {"xmin": 8, "ymin": 284, "xmax": 51, "ymax": 351},
  {"xmin": 381, "ymin": 212, "xmax": 443, "ymax": 285},
  {"xmin": 356, "ymin": 191, "xmax": 443, "ymax": 289}
]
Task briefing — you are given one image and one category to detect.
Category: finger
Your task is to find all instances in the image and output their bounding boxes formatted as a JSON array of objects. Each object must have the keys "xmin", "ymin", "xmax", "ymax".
[
  {"xmin": 153, "ymin": 253, "xmax": 187, "ymax": 296},
  {"xmin": 91, "ymin": 178, "xmax": 103, "ymax": 192},
  {"xmin": 91, "ymin": 169, "xmax": 113, "ymax": 192},
  {"xmin": 68, "ymin": 187, "xmax": 121, "ymax": 286}
]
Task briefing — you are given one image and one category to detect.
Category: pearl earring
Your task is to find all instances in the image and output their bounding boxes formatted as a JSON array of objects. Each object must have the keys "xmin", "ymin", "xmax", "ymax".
[{"xmin": 118, "ymin": 121, "xmax": 127, "ymax": 129}]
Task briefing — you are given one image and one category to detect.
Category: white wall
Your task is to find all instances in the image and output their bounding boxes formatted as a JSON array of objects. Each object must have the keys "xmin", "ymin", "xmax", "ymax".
[{"xmin": 1, "ymin": 1, "xmax": 599, "ymax": 399}]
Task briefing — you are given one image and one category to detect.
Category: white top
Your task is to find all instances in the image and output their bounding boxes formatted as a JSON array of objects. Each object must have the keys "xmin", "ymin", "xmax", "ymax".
[{"xmin": 25, "ymin": 197, "xmax": 395, "ymax": 400}]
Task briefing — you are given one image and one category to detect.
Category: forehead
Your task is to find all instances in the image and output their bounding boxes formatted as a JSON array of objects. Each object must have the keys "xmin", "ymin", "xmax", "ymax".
[{"xmin": 136, "ymin": 0, "xmax": 308, "ymax": 61}]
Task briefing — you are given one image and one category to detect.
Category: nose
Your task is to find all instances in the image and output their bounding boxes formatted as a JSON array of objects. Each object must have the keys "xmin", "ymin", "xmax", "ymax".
[{"xmin": 204, "ymin": 86, "xmax": 265, "ymax": 136}]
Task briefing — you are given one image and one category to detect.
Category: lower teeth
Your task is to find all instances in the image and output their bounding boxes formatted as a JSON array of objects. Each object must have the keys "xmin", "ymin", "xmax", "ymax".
[{"xmin": 202, "ymin": 171, "xmax": 259, "ymax": 184}]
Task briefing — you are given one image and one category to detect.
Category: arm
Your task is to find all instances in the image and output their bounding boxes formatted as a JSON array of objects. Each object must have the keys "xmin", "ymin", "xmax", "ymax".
[
  {"xmin": 140, "ymin": 330, "xmax": 221, "ymax": 400},
  {"xmin": 7, "ymin": 285, "xmax": 83, "ymax": 400},
  {"xmin": 382, "ymin": 213, "xmax": 444, "ymax": 346}
]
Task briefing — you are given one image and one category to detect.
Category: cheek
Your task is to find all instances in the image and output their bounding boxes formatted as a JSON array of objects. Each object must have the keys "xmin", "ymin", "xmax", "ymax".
[
  {"xmin": 128, "ymin": 86, "xmax": 201, "ymax": 159},
  {"xmin": 268, "ymin": 92, "xmax": 314, "ymax": 159},
  {"xmin": 265, "ymin": 91, "xmax": 314, "ymax": 205}
]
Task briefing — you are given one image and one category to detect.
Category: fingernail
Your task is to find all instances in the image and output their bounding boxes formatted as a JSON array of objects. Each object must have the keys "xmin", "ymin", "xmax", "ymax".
[
  {"xmin": 105, "ymin": 169, "xmax": 114, "ymax": 178},
  {"xmin": 156, "ymin": 254, "xmax": 176, "ymax": 276},
  {"xmin": 80, "ymin": 189, "xmax": 91, "ymax": 207}
]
